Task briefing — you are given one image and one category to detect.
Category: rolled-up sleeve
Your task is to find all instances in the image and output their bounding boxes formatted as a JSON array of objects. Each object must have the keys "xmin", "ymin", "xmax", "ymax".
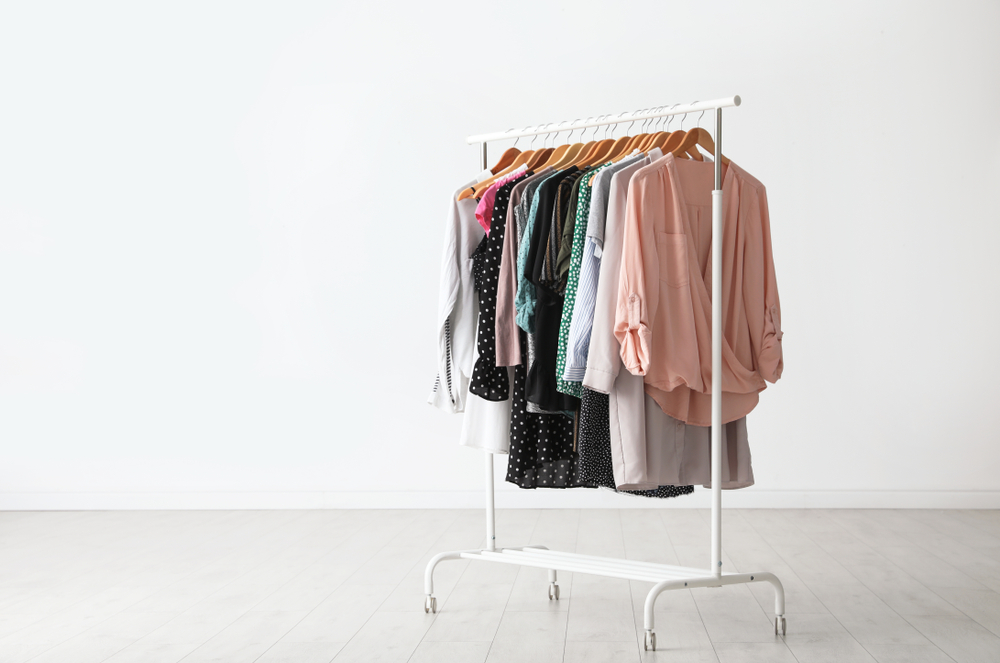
[
  {"xmin": 742, "ymin": 184, "xmax": 783, "ymax": 383},
  {"xmin": 614, "ymin": 174, "xmax": 659, "ymax": 377}
]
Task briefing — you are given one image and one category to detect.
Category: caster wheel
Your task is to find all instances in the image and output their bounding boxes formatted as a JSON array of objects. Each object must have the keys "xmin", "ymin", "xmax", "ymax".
[
  {"xmin": 424, "ymin": 596, "xmax": 437, "ymax": 614},
  {"xmin": 644, "ymin": 631, "xmax": 656, "ymax": 651},
  {"xmin": 548, "ymin": 583, "xmax": 560, "ymax": 601},
  {"xmin": 774, "ymin": 616, "xmax": 785, "ymax": 636}
]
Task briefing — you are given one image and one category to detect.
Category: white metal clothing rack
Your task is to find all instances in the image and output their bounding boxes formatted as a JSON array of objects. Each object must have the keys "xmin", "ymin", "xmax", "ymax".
[{"xmin": 425, "ymin": 96, "xmax": 786, "ymax": 651}]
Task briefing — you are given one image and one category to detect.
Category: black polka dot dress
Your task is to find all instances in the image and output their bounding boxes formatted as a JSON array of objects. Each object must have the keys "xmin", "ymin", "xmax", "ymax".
[
  {"xmin": 506, "ymin": 329, "xmax": 593, "ymax": 489},
  {"xmin": 577, "ymin": 388, "xmax": 694, "ymax": 499},
  {"xmin": 470, "ymin": 177, "xmax": 525, "ymax": 401}
]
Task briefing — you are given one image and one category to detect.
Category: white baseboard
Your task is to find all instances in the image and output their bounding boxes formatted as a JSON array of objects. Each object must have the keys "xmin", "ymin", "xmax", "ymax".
[{"xmin": 1, "ymin": 490, "xmax": 998, "ymax": 510}]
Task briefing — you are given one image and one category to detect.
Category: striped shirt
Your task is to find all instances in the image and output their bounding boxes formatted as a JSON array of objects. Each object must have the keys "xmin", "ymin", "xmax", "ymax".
[{"xmin": 562, "ymin": 154, "xmax": 647, "ymax": 381}]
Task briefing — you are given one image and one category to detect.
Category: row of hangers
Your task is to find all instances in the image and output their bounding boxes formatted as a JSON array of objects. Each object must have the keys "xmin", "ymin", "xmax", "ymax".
[{"xmin": 458, "ymin": 104, "xmax": 729, "ymax": 201}]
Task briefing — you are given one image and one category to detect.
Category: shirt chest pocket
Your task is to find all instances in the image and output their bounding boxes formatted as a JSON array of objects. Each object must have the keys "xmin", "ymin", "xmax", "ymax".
[{"xmin": 656, "ymin": 232, "xmax": 689, "ymax": 288}]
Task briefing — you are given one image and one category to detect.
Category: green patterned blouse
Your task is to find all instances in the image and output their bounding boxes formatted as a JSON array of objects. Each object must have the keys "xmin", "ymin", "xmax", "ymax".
[{"xmin": 555, "ymin": 161, "xmax": 613, "ymax": 398}]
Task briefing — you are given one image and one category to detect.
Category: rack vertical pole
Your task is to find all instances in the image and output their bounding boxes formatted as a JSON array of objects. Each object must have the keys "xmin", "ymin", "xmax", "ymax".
[
  {"xmin": 710, "ymin": 109, "xmax": 724, "ymax": 578},
  {"xmin": 486, "ymin": 453, "xmax": 496, "ymax": 551},
  {"xmin": 481, "ymin": 141, "xmax": 498, "ymax": 553}
]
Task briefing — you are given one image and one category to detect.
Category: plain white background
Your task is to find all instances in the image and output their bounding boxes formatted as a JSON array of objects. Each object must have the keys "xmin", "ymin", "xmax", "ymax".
[{"xmin": 1, "ymin": 0, "xmax": 998, "ymax": 509}]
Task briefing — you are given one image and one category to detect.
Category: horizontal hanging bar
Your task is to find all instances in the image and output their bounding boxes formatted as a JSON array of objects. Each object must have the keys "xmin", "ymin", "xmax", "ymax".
[{"xmin": 466, "ymin": 95, "xmax": 740, "ymax": 145}]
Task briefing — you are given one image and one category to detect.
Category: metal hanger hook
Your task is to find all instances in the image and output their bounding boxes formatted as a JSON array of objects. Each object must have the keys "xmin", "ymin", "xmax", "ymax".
[
  {"xmin": 656, "ymin": 106, "xmax": 671, "ymax": 131},
  {"xmin": 625, "ymin": 110, "xmax": 640, "ymax": 136},
  {"xmin": 504, "ymin": 127, "xmax": 519, "ymax": 148},
  {"xmin": 665, "ymin": 104, "xmax": 682, "ymax": 130},
  {"xmin": 520, "ymin": 125, "xmax": 532, "ymax": 147},
  {"xmin": 652, "ymin": 108, "xmax": 665, "ymax": 131},
  {"xmin": 611, "ymin": 111, "xmax": 628, "ymax": 139},
  {"xmin": 544, "ymin": 122, "xmax": 558, "ymax": 148},
  {"xmin": 691, "ymin": 102, "xmax": 706, "ymax": 129},
  {"xmin": 607, "ymin": 113, "xmax": 621, "ymax": 139},
  {"xmin": 649, "ymin": 109, "xmax": 662, "ymax": 133},
  {"xmin": 594, "ymin": 115, "xmax": 609, "ymax": 140},
  {"xmin": 555, "ymin": 120, "xmax": 571, "ymax": 146},
  {"xmin": 566, "ymin": 119, "xmax": 583, "ymax": 143},
  {"xmin": 584, "ymin": 116, "xmax": 597, "ymax": 141},
  {"xmin": 647, "ymin": 107, "xmax": 660, "ymax": 132},
  {"xmin": 529, "ymin": 124, "xmax": 544, "ymax": 149},
  {"xmin": 588, "ymin": 116, "xmax": 599, "ymax": 140},
  {"xmin": 638, "ymin": 109, "xmax": 652, "ymax": 134},
  {"xmin": 646, "ymin": 106, "xmax": 659, "ymax": 132}
]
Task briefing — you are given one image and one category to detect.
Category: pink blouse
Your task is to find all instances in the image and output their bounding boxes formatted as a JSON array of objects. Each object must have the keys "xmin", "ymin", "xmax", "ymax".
[
  {"xmin": 475, "ymin": 166, "xmax": 527, "ymax": 234},
  {"xmin": 614, "ymin": 155, "xmax": 783, "ymax": 426}
]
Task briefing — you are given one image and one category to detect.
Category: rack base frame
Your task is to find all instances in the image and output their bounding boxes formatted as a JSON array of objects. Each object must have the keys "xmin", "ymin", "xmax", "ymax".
[{"xmin": 423, "ymin": 544, "xmax": 786, "ymax": 651}]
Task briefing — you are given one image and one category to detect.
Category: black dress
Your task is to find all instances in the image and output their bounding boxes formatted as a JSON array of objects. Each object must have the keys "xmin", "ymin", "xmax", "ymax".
[
  {"xmin": 524, "ymin": 169, "xmax": 581, "ymax": 412},
  {"xmin": 506, "ymin": 329, "xmax": 593, "ymax": 489},
  {"xmin": 469, "ymin": 176, "xmax": 526, "ymax": 401}
]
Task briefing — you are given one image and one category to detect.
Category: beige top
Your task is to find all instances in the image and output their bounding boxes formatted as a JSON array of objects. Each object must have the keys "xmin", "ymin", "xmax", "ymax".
[{"xmin": 615, "ymin": 154, "xmax": 783, "ymax": 426}]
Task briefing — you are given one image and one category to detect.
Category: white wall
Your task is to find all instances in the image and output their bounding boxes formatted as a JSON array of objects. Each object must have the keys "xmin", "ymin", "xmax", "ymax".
[{"xmin": 1, "ymin": 0, "xmax": 998, "ymax": 510}]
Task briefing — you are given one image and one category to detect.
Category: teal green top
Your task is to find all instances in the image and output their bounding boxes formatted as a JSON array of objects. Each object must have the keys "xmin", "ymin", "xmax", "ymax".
[{"xmin": 515, "ymin": 171, "xmax": 560, "ymax": 332}]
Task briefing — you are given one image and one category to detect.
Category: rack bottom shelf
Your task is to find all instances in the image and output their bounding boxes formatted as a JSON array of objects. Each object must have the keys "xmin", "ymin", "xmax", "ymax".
[{"xmin": 423, "ymin": 545, "xmax": 787, "ymax": 651}]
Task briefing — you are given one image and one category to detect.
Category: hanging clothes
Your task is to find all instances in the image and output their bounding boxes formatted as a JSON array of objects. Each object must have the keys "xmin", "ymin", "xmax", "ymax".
[
  {"xmin": 475, "ymin": 166, "xmax": 527, "ymax": 234},
  {"xmin": 430, "ymin": 171, "xmax": 514, "ymax": 454},
  {"xmin": 496, "ymin": 168, "xmax": 554, "ymax": 368},
  {"xmin": 615, "ymin": 155, "xmax": 783, "ymax": 426},
  {"xmin": 431, "ymin": 132, "xmax": 782, "ymax": 497},
  {"xmin": 429, "ymin": 173, "xmax": 491, "ymax": 413},
  {"xmin": 583, "ymin": 152, "xmax": 754, "ymax": 489},
  {"xmin": 563, "ymin": 153, "xmax": 645, "ymax": 383},
  {"xmin": 555, "ymin": 160, "xmax": 615, "ymax": 400},
  {"xmin": 576, "ymin": 389, "xmax": 695, "ymax": 497},
  {"xmin": 470, "ymin": 174, "xmax": 528, "ymax": 401},
  {"xmin": 506, "ymin": 332, "xmax": 588, "ymax": 489},
  {"xmin": 524, "ymin": 168, "xmax": 582, "ymax": 412}
]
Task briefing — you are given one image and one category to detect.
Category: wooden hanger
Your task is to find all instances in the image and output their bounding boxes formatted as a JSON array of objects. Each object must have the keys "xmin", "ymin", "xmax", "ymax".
[
  {"xmin": 554, "ymin": 141, "xmax": 593, "ymax": 170},
  {"xmin": 526, "ymin": 147, "xmax": 554, "ymax": 171},
  {"xmin": 662, "ymin": 130, "xmax": 688, "ymax": 157},
  {"xmin": 586, "ymin": 136, "xmax": 633, "ymax": 184},
  {"xmin": 556, "ymin": 124, "xmax": 602, "ymax": 169},
  {"xmin": 568, "ymin": 139, "xmax": 598, "ymax": 165},
  {"xmin": 566, "ymin": 132, "xmax": 604, "ymax": 175},
  {"xmin": 609, "ymin": 138, "xmax": 641, "ymax": 164},
  {"xmin": 643, "ymin": 130, "xmax": 672, "ymax": 151},
  {"xmin": 576, "ymin": 139, "xmax": 616, "ymax": 168},
  {"xmin": 626, "ymin": 133, "xmax": 648, "ymax": 153},
  {"xmin": 603, "ymin": 135, "xmax": 632, "ymax": 161},
  {"xmin": 534, "ymin": 142, "xmax": 573, "ymax": 170},
  {"xmin": 671, "ymin": 127, "xmax": 730, "ymax": 164},
  {"xmin": 490, "ymin": 147, "xmax": 520, "ymax": 174},
  {"xmin": 623, "ymin": 133, "xmax": 649, "ymax": 153},
  {"xmin": 457, "ymin": 150, "xmax": 533, "ymax": 201}
]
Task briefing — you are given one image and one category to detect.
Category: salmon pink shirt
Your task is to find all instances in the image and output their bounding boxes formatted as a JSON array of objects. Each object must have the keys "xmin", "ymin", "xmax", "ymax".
[{"xmin": 614, "ymin": 155, "xmax": 783, "ymax": 426}]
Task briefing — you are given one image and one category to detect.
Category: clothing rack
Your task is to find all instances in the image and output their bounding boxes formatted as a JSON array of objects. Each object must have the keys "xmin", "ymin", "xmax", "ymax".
[{"xmin": 425, "ymin": 95, "xmax": 786, "ymax": 651}]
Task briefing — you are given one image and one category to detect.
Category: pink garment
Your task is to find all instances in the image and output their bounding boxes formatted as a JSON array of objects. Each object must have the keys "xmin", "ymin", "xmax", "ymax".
[
  {"xmin": 583, "ymin": 151, "xmax": 753, "ymax": 490},
  {"xmin": 496, "ymin": 167, "xmax": 553, "ymax": 367},
  {"xmin": 475, "ymin": 166, "xmax": 527, "ymax": 234},
  {"xmin": 615, "ymin": 155, "xmax": 783, "ymax": 426}
]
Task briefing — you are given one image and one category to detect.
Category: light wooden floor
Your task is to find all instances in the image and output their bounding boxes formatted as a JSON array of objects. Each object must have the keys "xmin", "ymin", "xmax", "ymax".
[{"xmin": 1, "ymin": 510, "xmax": 999, "ymax": 663}]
